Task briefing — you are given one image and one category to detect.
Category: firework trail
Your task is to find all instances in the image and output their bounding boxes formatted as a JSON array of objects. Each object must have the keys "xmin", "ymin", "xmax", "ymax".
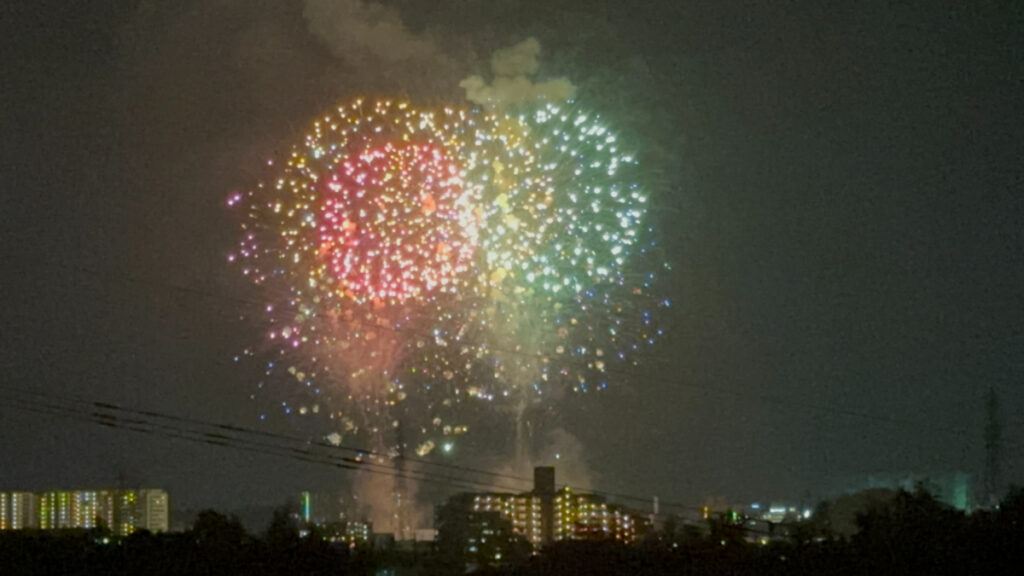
[{"xmin": 470, "ymin": 103, "xmax": 665, "ymax": 469}]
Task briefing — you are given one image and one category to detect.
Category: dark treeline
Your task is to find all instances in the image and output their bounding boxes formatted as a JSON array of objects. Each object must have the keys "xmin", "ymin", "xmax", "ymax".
[
  {"xmin": 0, "ymin": 508, "xmax": 369, "ymax": 576},
  {"xmin": 2, "ymin": 488, "xmax": 1024, "ymax": 575}
]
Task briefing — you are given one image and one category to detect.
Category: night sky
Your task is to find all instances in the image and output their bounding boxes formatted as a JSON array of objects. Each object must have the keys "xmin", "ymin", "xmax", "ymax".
[{"xmin": 2, "ymin": 1, "xmax": 1022, "ymax": 517}]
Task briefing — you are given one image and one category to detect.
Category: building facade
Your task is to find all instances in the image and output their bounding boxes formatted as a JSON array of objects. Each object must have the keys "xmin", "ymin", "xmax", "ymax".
[
  {"xmin": 470, "ymin": 492, "xmax": 545, "ymax": 546},
  {"xmin": 436, "ymin": 494, "xmax": 531, "ymax": 571},
  {"xmin": 468, "ymin": 487, "xmax": 639, "ymax": 546},
  {"xmin": 0, "ymin": 489, "xmax": 169, "ymax": 534},
  {"xmin": 8, "ymin": 492, "xmax": 38, "ymax": 530},
  {"xmin": 553, "ymin": 487, "xmax": 637, "ymax": 542},
  {"xmin": 437, "ymin": 466, "xmax": 643, "ymax": 566}
]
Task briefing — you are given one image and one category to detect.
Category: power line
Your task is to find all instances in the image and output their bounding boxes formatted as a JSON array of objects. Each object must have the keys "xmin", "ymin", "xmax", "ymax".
[
  {"xmin": 0, "ymin": 383, "xmax": 533, "ymax": 490},
  {"xmin": 1, "ymin": 389, "xmax": 529, "ymax": 496},
  {"xmin": 0, "ymin": 384, "xmax": 839, "ymax": 535},
  {"xmin": 0, "ymin": 384, "xmax": 778, "ymax": 520}
]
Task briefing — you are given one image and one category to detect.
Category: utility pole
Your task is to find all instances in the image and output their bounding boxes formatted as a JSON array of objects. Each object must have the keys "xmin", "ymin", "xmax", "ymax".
[{"xmin": 394, "ymin": 418, "xmax": 408, "ymax": 541}]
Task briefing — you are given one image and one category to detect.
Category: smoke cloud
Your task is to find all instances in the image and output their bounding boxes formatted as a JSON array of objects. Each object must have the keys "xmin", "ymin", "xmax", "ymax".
[
  {"xmin": 302, "ymin": 0, "xmax": 460, "ymax": 95},
  {"xmin": 304, "ymin": 0, "xmax": 443, "ymax": 63},
  {"xmin": 461, "ymin": 38, "xmax": 575, "ymax": 107},
  {"xmin": 351, "ymin": 461, "xmax": 431, "ymax": 539},
  {"xmin": 303, "ymin": 5, "xmax": 571, "ymax": 104},
  {"xmin": 537, "ymin": 427, "xmax": 594, "ymax": 490},
  {"xmin": 491, "ymin": 37, "xmax": 543, "ymax": 77},
  {"xmin": 483, "ymin": 425, "xmax": 595, "ymax": 495}
]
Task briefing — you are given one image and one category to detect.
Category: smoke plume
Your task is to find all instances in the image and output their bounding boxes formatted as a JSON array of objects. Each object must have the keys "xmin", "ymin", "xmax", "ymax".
[
  {"xmin": 304, "ymin": 0, "xmax": 443, "ymax": 63},
  {"xmin": 461, "ymin": 38, "xmax": 575, "ymax": 107},
  {"xmin": 303, "ymin": 0, "xmax": 461, "ymax": 95}
]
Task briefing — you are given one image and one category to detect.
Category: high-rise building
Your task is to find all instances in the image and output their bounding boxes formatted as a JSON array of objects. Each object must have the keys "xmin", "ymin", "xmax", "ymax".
[
  {"xmin": 471, "ymin": 492, "xmax": 545, "ymax": 546},
  {"xmin": 553, "ymin": 487, "xmax": 636, "ymax": 542},
  {"xmin": 138, "ymin": 490, "xmax": 169, "ymax": 533},
  {"xmin": 116, "ymin": 490, "xmax": 138, "ymax": 535},
  {"xmin": 534, "ymin": 467, "xmax": 555, "ymax": 544},
  {"xmin": 436, "ymin": 494, "xmax": 531, "ymax": 571},
  {"xmin": 437, "ymin": 466, "xmax": 643, "ymax": 564},
  {"xmin": 38, "ymin": 491, "xmax": 74, "ymax": 529},
  {"xmin": 0, "ymin": 489, "xmax": 169, "ymax": 534},
  {"xmin": 7, "ymin": 492, "xmax": 38, "ymax": 530},
  {"xmin": 72, "ymin": 491, "xmax": 100, "ymax": 529}
]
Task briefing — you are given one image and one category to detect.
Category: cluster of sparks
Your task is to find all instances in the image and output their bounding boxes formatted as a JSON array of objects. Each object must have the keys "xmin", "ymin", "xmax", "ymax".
[{"xmin": 229, "ymin": 99, "xmax": 667, "ymax": 455}]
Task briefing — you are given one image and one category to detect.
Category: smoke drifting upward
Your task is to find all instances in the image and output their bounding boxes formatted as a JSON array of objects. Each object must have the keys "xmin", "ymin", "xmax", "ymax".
[
  {"xmin": 303, "ymin": 0, "xmax": 439, "ymax": 62},
  {"xmin": 537, "ymin": 427, "xmax": 594, "ymax": 490},
  {"xmin": 303, "ymin": 6, "xmax": 571, "ymax": 104},
  {"xmin": 461, "ymin": 38, "xmax": 575, "ymax": 106},
  {"xmin": 483, "ymin": 426, "xmax": 594, "ymax": 495},
  {"xmin": 303, "ymin": 0, "xmax": 461, "ymax": 95},
  {"xmin": 352, "ymin": 470, "xmax": 396, "ymax": 536},
  {"xmin": 352, "ymin": 466, "xmax": 429, "ymax": 540}
]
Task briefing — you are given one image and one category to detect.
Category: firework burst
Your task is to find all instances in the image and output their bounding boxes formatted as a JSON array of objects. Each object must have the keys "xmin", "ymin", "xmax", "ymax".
[
  {"xmin": 229, "ymin": 100, "xmax": 486, "ymax": 444},
  {"xmin": 228, "ymin": 98, "xmax": 667, "ymax": 458}
]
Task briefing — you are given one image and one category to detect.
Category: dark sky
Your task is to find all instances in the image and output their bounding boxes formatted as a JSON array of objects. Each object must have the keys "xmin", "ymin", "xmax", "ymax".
[{"xmin": 2, "ymin": 0, "xmax": 1022, "ymax": 516}]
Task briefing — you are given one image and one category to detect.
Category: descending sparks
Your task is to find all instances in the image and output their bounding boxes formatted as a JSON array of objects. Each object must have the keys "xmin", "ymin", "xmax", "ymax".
[{"xmin": 228, "ymin": 98, "xmax": 667, "ymax": 454}]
